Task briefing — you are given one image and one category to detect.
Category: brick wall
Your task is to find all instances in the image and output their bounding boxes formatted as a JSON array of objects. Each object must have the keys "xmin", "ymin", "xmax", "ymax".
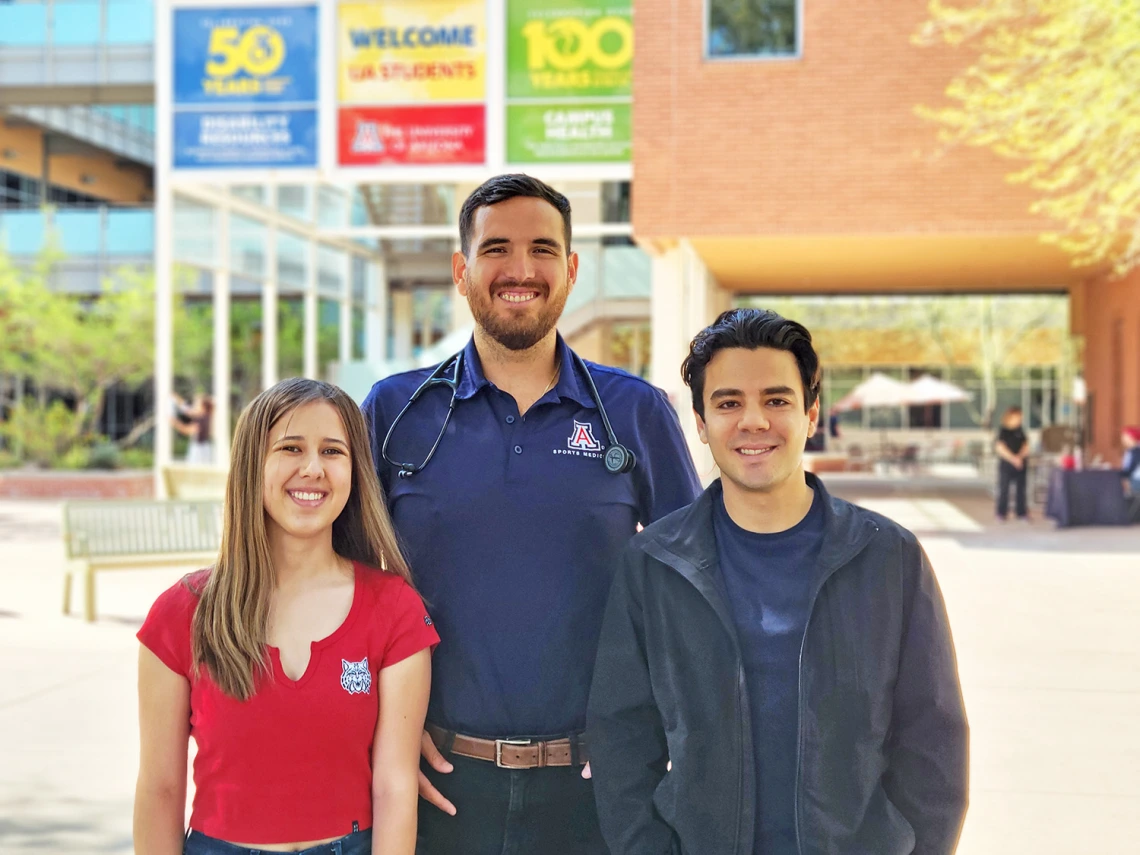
[
  {"xmin": 0, "ymin": 471, "xmax": 154, "ymax": 500},
  {"xmin": 632, "ymin": 0, "xmax": 1042, "ymax": 239},
  {"xmin": 1081, "ymin": 271, "xmax": 1140, "ymax": 460}
]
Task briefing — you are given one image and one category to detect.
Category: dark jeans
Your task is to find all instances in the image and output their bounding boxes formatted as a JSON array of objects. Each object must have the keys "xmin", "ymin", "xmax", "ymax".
[
  {"xmin": 184, "ymin": 829, "xmax": 370, "ymax": 855},
  {"xmin": 416, "ymin": 753, "xmax": 608, "ymax": 855},
  {"xmin": 1128, "ymin": 493, "xmax": 1140, "ymax": 525},
  {"xmin": 997, "ymin": 461, "xmax": 1028, "ymax": 518}
]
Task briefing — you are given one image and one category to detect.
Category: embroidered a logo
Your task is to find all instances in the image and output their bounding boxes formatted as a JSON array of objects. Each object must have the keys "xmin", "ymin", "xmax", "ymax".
[
  {"xmin": 340, "ymin": 657, "xmax": 371, "ymax": 695},
  {"xmin": 567, "ymin": 420, "xmax": 602, "ymax": 452}
]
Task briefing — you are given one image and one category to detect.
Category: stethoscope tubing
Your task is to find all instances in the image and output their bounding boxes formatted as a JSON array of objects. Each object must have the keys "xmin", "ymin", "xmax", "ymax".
[{"xmin": 381, "ymin": 350, "xmax": 634, "ymax": 478}]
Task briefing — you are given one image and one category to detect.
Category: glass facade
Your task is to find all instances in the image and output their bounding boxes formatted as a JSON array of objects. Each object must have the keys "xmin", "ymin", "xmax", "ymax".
[
  {"xmin": 1, "ymin": 168, "xmax": 107, "ymax": 209},
  {"xmin": 0, "ymin": 0, "xmax": 154, "ymax": 47}
]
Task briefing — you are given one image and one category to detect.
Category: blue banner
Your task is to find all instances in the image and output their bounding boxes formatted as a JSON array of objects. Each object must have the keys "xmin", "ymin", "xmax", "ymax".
[
  {"xmin": 172, "ymin": 5, "xmax": 318, "ymax": 168},
  {"xmin": 174, "ymin": 109, "xmax": 318, "ymax": 168},
  {"xmin": 174, "ymin": 6, "xmax": 318, "ymax": 105}
]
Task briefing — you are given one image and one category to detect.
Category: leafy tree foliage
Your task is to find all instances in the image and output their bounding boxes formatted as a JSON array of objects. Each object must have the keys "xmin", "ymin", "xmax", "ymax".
[{"xmin": 915, "ymin": 0, "xmax": 1140, "ymax": 273}]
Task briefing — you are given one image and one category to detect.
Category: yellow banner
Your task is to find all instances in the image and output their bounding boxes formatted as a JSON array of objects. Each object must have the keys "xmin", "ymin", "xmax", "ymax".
[{"xmin": 338, "ymin": 1, "xmax": 485, "ymax": 104}]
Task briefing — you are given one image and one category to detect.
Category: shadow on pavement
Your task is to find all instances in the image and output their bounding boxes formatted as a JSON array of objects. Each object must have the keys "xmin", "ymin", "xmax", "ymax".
[
  {"xmin": 0, "ymin": 791, "xmax": 134, "ymax": 853},
  {"xmin": 821, "ymin": 476, "xmax": 1140, "ymax": 555},
  {"xmin": 0, "ymin": 513, "xmax": 60, "ymax": 542}
]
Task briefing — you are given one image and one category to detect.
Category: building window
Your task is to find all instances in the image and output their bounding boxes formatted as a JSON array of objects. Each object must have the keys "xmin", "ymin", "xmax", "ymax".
[
  {"xmin": 707, "ymin": 0, "xmax": 799, "ymax": 59},
  {"xmin": 2, "ymin": 168, "xmax": 107, "ymax": 208}
]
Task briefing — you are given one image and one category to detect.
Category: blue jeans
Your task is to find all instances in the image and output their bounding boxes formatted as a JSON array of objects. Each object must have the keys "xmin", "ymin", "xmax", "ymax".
[
  {"xmin": 416, "ymin": 753, "xmax": 607, "ymax": 855},
  {"xmin": 184, "ymin": 829, "xmax": 370, "ymax": 855}
]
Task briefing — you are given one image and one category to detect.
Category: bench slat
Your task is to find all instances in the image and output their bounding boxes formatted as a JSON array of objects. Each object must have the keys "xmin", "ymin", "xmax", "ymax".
[{"xmin": 63, "ymin": 499, "xmax": 223, "ymax": 559}]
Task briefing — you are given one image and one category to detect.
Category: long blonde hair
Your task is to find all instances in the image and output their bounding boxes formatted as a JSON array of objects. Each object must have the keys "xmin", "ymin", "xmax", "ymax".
[{"xmin": 190, "ymin": 378, "xmax": 412, "ymax": 700}]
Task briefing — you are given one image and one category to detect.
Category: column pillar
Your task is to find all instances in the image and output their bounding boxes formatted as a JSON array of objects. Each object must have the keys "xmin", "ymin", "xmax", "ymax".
[
  {"xmin": 261, "ymin": 226, "xmax": 278, "ymax": 390},
  {"xmin": 392, "ymin": 289, "xmax": 414, "ymax": 362},
  {"xmin": 212, "ymin": 207, "xmax": 232, "ymax": 466},
  {"xmin": 303, "ymin": 239, "xmax": 319, "ymax": 379},
  {"xmin": 339, "ymin": 252, "xmax": 353, "ymax": 367},
  {"xmin": 649, "ymin": 240, "xmax": 726, "ymax": 480},
  {"xmin": 365, "ymin": 258, "xmax": 388, "ymax": 364}
]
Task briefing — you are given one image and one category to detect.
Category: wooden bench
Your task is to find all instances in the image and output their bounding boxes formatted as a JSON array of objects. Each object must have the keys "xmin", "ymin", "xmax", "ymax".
[
  {"xmin": 62, "ymin": 500, "xmax": 222, "ymax": 622},
  {"xmin": 162, "ymin": 464, "xmax": 228, "ymax": 500}
]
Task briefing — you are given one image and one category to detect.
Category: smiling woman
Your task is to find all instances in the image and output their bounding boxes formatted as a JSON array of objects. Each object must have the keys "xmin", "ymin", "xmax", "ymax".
[{"xmin": 133, "ymin": 378, "xmax": 438, "ymax": 855}]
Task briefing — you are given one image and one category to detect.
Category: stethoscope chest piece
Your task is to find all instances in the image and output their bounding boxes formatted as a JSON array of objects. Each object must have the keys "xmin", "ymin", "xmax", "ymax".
[{"xmin": 604, "ymin": 444, "xmax": 636, "ymax": 474}]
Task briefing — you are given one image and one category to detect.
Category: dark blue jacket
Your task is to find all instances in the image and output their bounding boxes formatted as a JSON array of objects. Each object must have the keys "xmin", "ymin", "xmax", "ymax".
[{"xmin": 587, "ymin": 475, "xmax": 968, "ymax": 855}]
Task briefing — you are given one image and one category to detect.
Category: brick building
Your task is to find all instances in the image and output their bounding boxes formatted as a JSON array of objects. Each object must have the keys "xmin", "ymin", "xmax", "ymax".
[{"xmin": 633, "ymin": 0, "xmax": 1139, "ymax": 463}]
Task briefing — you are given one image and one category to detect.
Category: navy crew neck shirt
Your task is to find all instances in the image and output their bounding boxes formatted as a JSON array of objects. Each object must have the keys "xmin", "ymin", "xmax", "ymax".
[
  {"xmin": 362, "ymin": 335, "xmax": 701, "ymax": 738},
  {"xmin": 713, "ymin": 482, "xmax": 825, "ymax": 855}
]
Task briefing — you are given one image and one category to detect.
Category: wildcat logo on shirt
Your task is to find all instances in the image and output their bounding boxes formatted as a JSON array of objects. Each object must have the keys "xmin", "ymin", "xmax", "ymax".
[{"xmin": 340, "ymin": 657, "xmax": 371, "ymax": 695}]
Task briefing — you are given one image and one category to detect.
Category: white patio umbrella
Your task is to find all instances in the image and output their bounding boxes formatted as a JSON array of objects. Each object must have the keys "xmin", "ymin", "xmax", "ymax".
[
  {"xmin": 830, "ymin": 372, "xmax": 910, "ymax": 457},
  {"xmin": 831, "ymin": 372, "xmax": 910, "ymax": 412},
  {"xmin": 904, "ymin": 374, "xmax": 971, "ymax": 406}
]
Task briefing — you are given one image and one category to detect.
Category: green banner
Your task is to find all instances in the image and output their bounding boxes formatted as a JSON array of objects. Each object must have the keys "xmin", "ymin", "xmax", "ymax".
[
  {"xmin": 506, "ymin": 102, "xmax": 631, "ymax": 163},
  {"xmin": 506, "ymin": 0, "xmax": 632, "ymax": 99}
]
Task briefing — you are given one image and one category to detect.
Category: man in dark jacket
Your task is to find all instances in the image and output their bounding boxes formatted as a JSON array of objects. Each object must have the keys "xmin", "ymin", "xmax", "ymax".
[{"xmin": 587, "ymin": 308, "xmax": 968, "ymax": 855}]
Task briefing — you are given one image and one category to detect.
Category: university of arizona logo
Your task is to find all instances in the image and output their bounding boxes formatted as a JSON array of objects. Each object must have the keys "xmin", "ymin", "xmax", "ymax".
[
  {"xmin": 567, "ymin": 420, "xmax": 602, "ymax": 452},
  {"xmin": 351, "ymin": 121, "xmax": 385, "ymax": 154},
  {"xmin": 340, "ymin": 657, "xmax": 371, "ymax": 695}
]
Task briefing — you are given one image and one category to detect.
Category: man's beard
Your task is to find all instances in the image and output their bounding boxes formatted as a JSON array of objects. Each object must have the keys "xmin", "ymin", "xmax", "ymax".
[{"xmin": 467, "ymin": 275, "xmax": 570, "ymax": 351}]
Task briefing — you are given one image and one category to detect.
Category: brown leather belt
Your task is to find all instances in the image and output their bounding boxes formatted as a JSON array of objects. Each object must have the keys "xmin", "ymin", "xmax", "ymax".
[{"xmin": 427, "ymin": 723, "xmax": 589, "ymax": 770}]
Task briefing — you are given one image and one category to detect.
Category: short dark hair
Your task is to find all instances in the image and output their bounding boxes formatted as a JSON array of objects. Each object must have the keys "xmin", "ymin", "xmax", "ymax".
[
  {"xmin": 458, "ymin": 174, "xmax": 572, "ymax": 257},
  {"xmin": 682, "ymin": 308, "xmax": 821, "ymax": 418}
]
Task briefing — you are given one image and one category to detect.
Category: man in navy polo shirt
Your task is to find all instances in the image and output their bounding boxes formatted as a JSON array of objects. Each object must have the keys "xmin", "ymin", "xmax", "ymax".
[{"xmin": 362, "ymin": 174, "xmax": 700, "ymax": 854}]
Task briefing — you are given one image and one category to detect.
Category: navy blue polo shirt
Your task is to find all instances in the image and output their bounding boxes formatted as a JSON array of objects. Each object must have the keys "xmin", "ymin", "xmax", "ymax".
[
  {"xmin": 713, "ymin": 482, "xmax": 824, "ymax": 855},
  {"xmin": 362, "ymin": 335, "xmax": 700, "ymax": 738}
]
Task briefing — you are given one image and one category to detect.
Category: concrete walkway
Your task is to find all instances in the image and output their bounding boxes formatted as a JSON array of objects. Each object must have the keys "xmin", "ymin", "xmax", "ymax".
[{"xmin": 1, "ymin": 491, "xmax": 1138, "ymax": 853}]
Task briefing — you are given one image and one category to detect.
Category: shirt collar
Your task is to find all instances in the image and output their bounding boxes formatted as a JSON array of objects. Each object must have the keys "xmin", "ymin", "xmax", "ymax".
[
  {"xmin": 553, "ymin": 335, "xmax": 597, "ymax": 410},
  {"xmin": 453, "ymin": 334, "xmax": 596, "ymax": 409},
  {"xmin": 454, "ymin": 337, "xmax": 488, "ymax": 400}
]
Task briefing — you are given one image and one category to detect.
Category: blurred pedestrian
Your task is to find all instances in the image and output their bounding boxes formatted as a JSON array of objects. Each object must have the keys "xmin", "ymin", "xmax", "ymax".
[
  {"xmin": 1121, "ymin": 426, "xmax": 1140, "ymax": 523},
  {"xmin": 994, "ymin": 405, "xmax": 1030, "ymax": 522},
  {"xmin": 172, "ymin": 390, "xmax": 215, "ymax": 465},
  {"xmin": 135, "ymin": 378, "xmax": 438, "ymax": 854}
]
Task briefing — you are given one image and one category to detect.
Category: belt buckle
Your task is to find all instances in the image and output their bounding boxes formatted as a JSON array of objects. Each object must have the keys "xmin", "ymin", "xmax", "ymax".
[{"xmin": 495, "ymin": 738, "xmax": 532, "ymax": 768}]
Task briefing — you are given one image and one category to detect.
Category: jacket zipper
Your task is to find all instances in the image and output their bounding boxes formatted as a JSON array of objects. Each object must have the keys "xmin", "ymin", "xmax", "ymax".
[
  {"xmin": 644, "ymin": 543, "xmax": 749, "ymax": 855},
  {"xmin": 647, "ymin": 521, "xmax": 875, "ymax": 855},
  {"xmin": 793, "ymin": 534, "xmax": 876, "ymax": 855}
]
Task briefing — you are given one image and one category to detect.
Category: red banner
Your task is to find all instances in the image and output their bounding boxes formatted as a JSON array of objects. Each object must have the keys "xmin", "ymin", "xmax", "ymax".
[{"xmin": 338, "ymin": 105, "xmax": 485, "ymax": 165}]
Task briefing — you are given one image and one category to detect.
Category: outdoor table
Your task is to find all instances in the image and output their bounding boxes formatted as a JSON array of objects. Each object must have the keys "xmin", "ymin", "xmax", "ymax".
[{"xmin": 1044, "ymin": 469, "xmax": 1130, "ymax": 527}]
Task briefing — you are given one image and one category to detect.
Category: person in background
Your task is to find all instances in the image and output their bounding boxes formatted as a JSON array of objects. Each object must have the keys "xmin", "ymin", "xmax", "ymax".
[
  {"xmin": 173, "ymin": 390, "xmax": 215, "ymax": 465},
  {"xmin": 1121, "ymin": 426, "xmax": 1140, "ymax": 524},
  {"xmin": 135, "ymin": 378, "xmax": 438, "ymax": 855},
  {"xmin": 994, "ymin": 405, "xmax": 1030, "ymax": 522}
]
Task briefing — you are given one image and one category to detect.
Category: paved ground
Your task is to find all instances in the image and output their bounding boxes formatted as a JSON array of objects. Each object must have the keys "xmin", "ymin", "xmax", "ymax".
[{"xmin": 1, "ymin": 482, "xmax": 1139, "ymax": 853}]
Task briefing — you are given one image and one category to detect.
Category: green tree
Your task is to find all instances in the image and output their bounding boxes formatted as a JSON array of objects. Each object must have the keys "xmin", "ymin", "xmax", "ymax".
[
  {"xmin": 914, "ymin": 0, "xmax": 1140, "ymax": 273},
  {"xmin": 745, "ymin": 294, "xmax": 1072, "ymax": 426},
  {"xmin": 920, "ymin": 295, "xmax": 1070, "ymax": 426},
  {"xmin": 0, "ymin": 254, "xmax": 200, "ymax": 463},
  {"xmin": 1, "ymin": 255, "xmax": 153, "ymax": 436}
]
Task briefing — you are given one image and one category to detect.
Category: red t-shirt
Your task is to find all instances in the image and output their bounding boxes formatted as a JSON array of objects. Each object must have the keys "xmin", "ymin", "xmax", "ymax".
[{"xmin": 137, "ymin": 561, "xmax": 439, "ymax": 843}]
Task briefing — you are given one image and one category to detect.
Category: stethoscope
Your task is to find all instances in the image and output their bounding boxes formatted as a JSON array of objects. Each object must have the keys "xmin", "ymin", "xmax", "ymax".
[{"xmin": 381, "ymin": 350, "xmax": 636, "ymax": 479}]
